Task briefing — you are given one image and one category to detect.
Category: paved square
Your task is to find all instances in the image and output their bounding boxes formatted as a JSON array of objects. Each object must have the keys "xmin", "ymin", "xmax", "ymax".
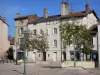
[{"xmin": 0, "ymin": 62, "xmax": 100, "ymax": 75}]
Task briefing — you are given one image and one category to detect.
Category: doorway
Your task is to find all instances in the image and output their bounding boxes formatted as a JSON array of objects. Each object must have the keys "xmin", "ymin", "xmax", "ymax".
[
  {"xmin": 43, "ymin": 52, "xmax": 46, "ymax": 61},
  {"xmin": 63, "ymin": 52, "xmax": 66, "ymax": 61},
  {"xmin": 32, "ymin": 52, "xmax": 36, "ymax": 62},
  {"xmin": 53, "ymin": 52, "xmax": 57, "ymax": 61}
]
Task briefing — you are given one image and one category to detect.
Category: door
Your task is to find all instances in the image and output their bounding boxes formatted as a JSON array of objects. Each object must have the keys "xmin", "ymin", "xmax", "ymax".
[
  {"xmin": 53, "ymin": 52, "xmax": 57, "ymax": 61},
  {"xmin": 63, "ymin": 52, "xmax": 66, "ymax": 61},
  {"xmin": 43, "ymin": 52, "xmax": 46, "ymax": 61},
  {"xmin": 32, "ymin": 52, "xmax": 36, "ymax": 62}
]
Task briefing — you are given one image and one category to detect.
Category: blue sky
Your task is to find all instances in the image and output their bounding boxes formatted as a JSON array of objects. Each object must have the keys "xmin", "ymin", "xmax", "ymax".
[{"xmin": 0, "ymin": 0, "xmax": 100, "ymax": 37}]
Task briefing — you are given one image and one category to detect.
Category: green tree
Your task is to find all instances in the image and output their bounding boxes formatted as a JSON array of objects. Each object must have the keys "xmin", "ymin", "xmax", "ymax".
[
  {"xmin": 59, "ymin": 22, "xmax": 93, "ymax": 66},
  {"xmin": 29, "ymin": 30, "xmax": 49, "ymax": 52}
]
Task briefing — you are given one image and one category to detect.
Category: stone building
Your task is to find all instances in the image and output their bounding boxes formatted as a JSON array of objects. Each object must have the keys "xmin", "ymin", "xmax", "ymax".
[
  {"xmin": 14, "ymin": 1, "xmax": 99, "ymax": 62},
  {"xmin": 0, "ymin": 16, "xmax": 9, "ymax": 58},
  {"xmin": 28, "ymin": 2, "xmax": 99, "ymax": 62},
  {"xmin": 14, "ymin": 14, "xmax": 38, "ymax": 60}
]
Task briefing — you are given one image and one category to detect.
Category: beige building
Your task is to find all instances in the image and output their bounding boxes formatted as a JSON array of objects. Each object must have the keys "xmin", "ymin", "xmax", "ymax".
[
  {"xmin": 0, "ymin": 16, "xmax": 9, "ymax": 57},
  {"xmin": 28, "ymin": 2, "xmax": 99, "ymax": 62},
  {"xmin": 14, "ymin": 1, "xmax": 99, "ymax": 62},
  {"xmin": 14, "ymin": 14, "xmax": 38, "ymax": 60}
]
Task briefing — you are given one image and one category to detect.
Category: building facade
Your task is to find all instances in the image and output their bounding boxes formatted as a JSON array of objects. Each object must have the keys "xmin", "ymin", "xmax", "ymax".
[
  {"xmin": 14, "ymin": 14, "xmax": 38, "ymax": 60},
  {"xmin": 27, "ymin": 2, "xmax": 99, "ymax": 62},
  {"xmin": 0, "ymin": 16, "xmax": 9, "ymax": 58},
  {"xmin": 14, "ymin": 1, "xmax": 99, "ymax": 62}
]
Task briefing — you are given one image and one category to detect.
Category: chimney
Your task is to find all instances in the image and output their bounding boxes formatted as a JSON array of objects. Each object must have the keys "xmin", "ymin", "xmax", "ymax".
[
  {"xmin": 16, "ymin": 13, "xmax": 20, "ymax": 18},
  {"xmin": 85, "ymin": 2, "xmax": 89, "ymax": 13},
  {"xmin": 44, "ymin": 8, "xmax": 48, "ymax": 18},
  {"xmin": 61, "ymin": 1, "xmax": 69, "ymax": 16}
]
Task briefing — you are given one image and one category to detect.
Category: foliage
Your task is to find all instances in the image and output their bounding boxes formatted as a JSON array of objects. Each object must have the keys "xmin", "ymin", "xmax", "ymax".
[
  {"xmin": 23, "ymin": 30, "xmax": 49, "ymax": 52},
  {"xmin": 59, "ymin": 22, "xmax": 93, "ymax": 54}
]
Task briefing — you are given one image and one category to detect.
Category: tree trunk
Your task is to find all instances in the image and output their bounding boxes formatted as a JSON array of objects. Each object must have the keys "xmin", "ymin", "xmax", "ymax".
[
  {"xmin": 61, "ymin": 36, "xmax": 63, "ymax": 62},
  {"xmin": 74, "ymin": 45, "xmax": 76, "ymax": 67}
]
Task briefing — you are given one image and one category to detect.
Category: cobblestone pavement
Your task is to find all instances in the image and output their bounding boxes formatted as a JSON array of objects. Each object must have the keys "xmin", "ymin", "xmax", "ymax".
[{"xmin": 0, "ymin": 62, "xmax": 100, "ymax": 75}]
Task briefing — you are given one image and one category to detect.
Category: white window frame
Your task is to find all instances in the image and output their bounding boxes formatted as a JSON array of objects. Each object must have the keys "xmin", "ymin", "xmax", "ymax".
[
  {"xmin": 53, "ymin": 40, "xmax": 57, "ymax": 47},
  {"xmin": 53, "ymin": 28, "xmax": 57, "ymax": 34}
]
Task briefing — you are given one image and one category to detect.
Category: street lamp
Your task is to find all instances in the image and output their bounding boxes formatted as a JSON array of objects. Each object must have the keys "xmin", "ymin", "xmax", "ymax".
[
  {"xmin": 23, "ymin": 30, "xmax": 29, "ymax": 75},
  {"xmin": 23, "ymin": 31, "xmax": 27, "ymax": 75},
  {"xmin": 15, "ymin": 42, "xmax": 18, "ymax": 65}
]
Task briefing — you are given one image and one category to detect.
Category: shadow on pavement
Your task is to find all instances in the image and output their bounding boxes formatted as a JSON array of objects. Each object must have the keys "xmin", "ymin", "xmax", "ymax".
[
  {"xmin": 42, "ymin": 66, "xmax": 62, "ymax": 69},
  {"xmin": 12, "ymin": 70, "xmax": 24, "ymax": 74},
  {"xmin": 86, "ymin": 68, "xmax": 100, "ymax": 70}
]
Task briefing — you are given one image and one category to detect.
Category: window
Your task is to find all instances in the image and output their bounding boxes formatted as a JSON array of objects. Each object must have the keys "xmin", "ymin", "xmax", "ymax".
[
  {"xmin": 53, "ymin": 40, "xmax": 57, "ymax": 47},
  {"xmin": 20, "ymin": 38, "xmax": 24, "ymax": 50},
  {"xmin": 21, "ymin": 20, "xmax": 23, "ymax": 24},
  {"xmin": 55, "ymin": 20, "xmax": 58, "ymax": 24},
  {"xmin": 33, "ymin": 29, "xmax": 37, "ymax": 35},
  {"xmin": 18, "ymin": 27, "xmax": 24, "ymax": 34},
  {"xmin": 20, "ymin": 28, "xmax": 24, "ymax": 34},
  {"xmin": 20, "ymin": 38, "xmax": 24, "ymax": 44},
  {"xmin": 40, "ymin": 29, "xmax": 44, "ymax": 34},
  {"xmin": 40, "ymin": 29, "xmax": 43, "ymax": 34},
  {"xmin": 18, "ymin": 28, "xmax": 20, "ymax": 34},
  {"xmin": 18, "ymin": 38, "xmax": 20, "ymax": 44},
  {"xmin": 48, "ymin": 54, "xmax": 50, "ymax": 57},
  {"xmin": 53, "ymin": 28, "xmax": 57, "ymax": 34},
  {"xmin": 39, "ymin": 54, "xmax": 40, "ymax": 57},
  {"xmin": 53, "ymin": 20, "xmax": 55, "ymax": 24},
  {"xmin": 46, "ymin": 29, "xmax": 48, "ymax": 35},
  {"xmin": 46, "ymin": 21, "xmax": 50, "ymax": 25},
  {"xmin": 18, "ymin": 21, "xmax": 21, "ymax": 24}
]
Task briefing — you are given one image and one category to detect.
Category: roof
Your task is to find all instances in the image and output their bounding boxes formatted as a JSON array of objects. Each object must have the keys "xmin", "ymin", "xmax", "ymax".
[
  {"xmin": 29, "ymin": 15, "xmax": 61, "ymax": 24},
  {"xmin": 0, "ymin": 16, "xmax": 9, "ymax": 26},
  {"xmin": 29, "ymin": 10, "xmax": 99, "ymax": 24},
  {"xmin": 61, "ymin": 10, "xmax": 99, "ymax": 19},
  {"xmin": 14, "ymin": 14, "xmax": 38, "ymax": 20}
]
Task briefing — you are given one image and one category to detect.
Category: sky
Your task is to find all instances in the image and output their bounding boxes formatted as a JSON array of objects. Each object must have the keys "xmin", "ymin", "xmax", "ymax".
[{"xmin": 0, "ymin": 0, "xmax": 100, "ymax": 37}]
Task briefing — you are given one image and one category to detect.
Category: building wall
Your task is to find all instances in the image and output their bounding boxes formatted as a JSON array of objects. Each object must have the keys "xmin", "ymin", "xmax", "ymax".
[
  {"xmin": 28, "ymin": 20, "xmax": 62, "ymax": 61},
  {"xmin": 15, "ymin": 19, "xmax": 28, "ymax": 48},
  {"xmin": 93, "ymin": 35, "xmax": 97, "ymax": 50},
  {"xmin": 0, "ymin": 20, "xmax": 9, "ymax": 56},
  {"xmin": 86, "ymin": 13, "xmax": 98, "ymax": 28},
  {"xmin": 28, "ymin": 12, "xmax": 98, "ymax": 62},
  {"xmin": 98, "ymin": 24, "xmax": 100, "ymax": 67}
]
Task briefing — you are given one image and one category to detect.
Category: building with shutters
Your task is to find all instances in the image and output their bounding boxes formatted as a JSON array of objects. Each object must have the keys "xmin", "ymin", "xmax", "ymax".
[{"xmin": 14, "ymin": 1, "xmax": 99, "ymax": 62}]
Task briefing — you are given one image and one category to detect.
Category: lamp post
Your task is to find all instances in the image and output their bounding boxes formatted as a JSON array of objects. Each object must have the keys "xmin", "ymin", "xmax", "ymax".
[
  {"xmin": 15, "ymin": 42, "xmax": 18, "ymax": 65},
  {"xmin": 23, "ymin": 31, "xmax": 28, "ymax": 75},
  {"xmin": 61, "ymin": 36, "xmax": 63, "ymax": 62}
]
